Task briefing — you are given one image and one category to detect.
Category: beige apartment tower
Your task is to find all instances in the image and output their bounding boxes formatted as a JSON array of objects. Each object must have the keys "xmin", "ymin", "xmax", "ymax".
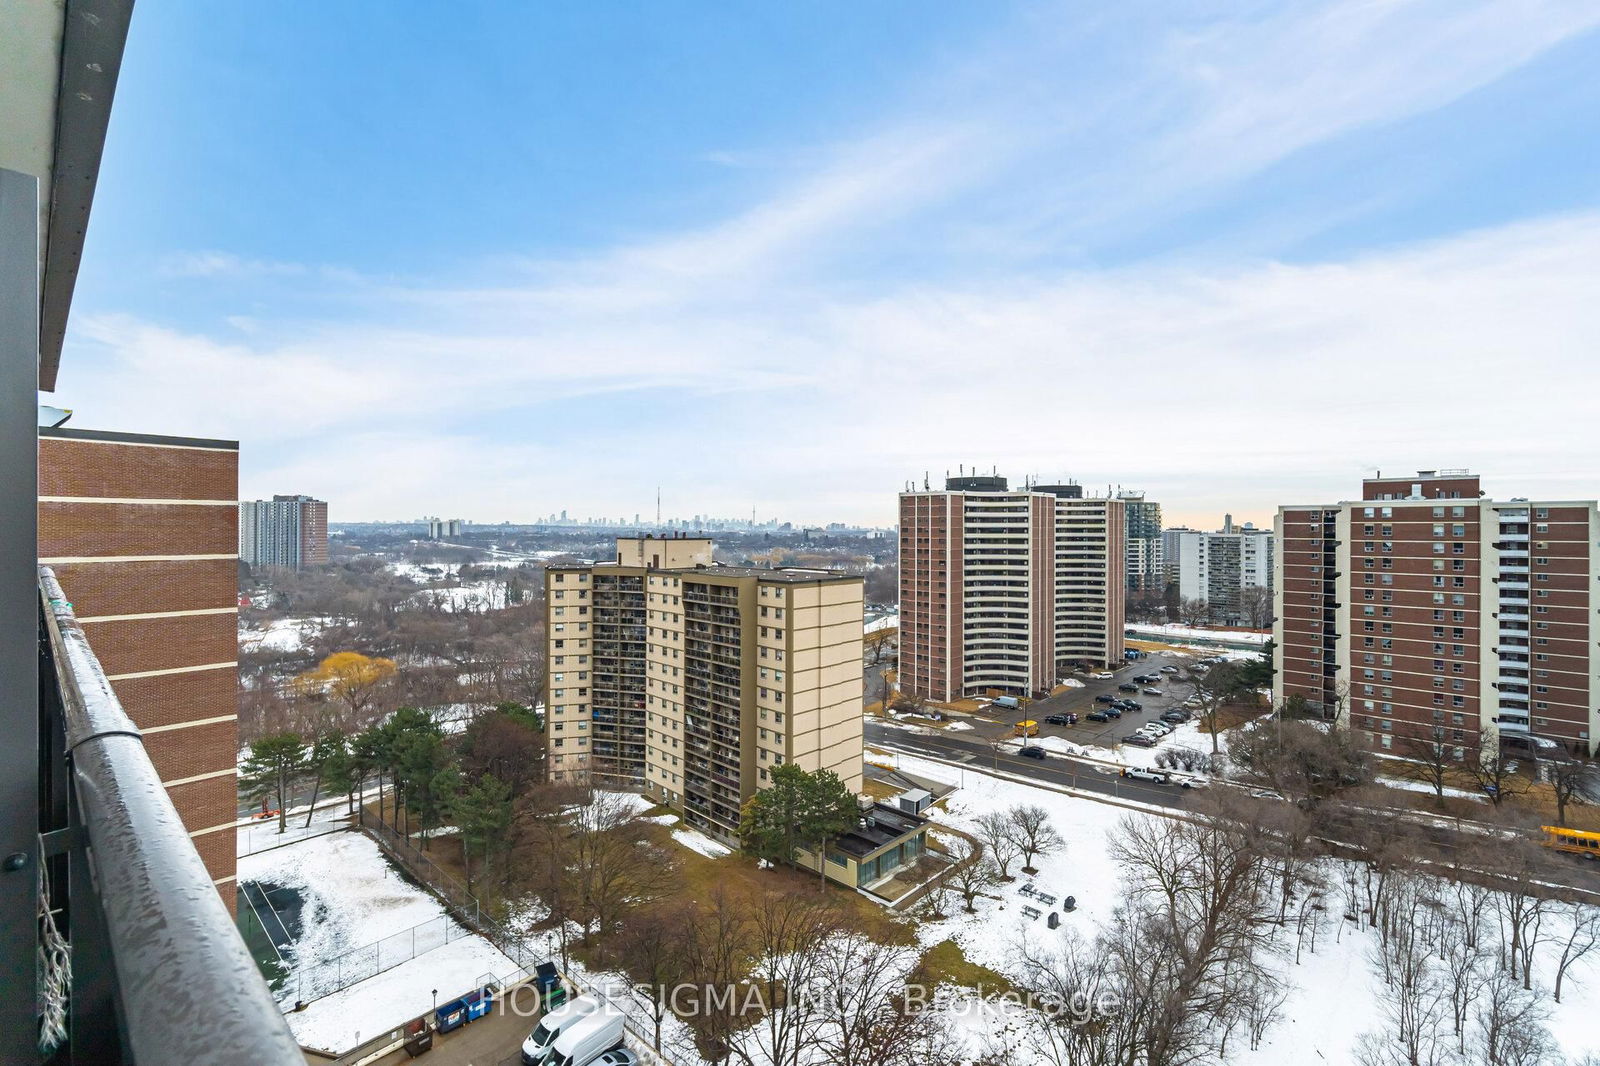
[
  {"xmin": 544, "ymin": 535, "xmax": 865, "ymax": 840},
  {"xmin": 899, "ymin": 475, "xmax": 1126, "ymax": 703},
  {"xmin": 1274, "ymin": 471, "xmax": 1599, "ymax": 758}
]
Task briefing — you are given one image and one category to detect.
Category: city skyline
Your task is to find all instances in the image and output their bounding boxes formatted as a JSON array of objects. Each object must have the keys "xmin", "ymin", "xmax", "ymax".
[{"xmin": 48, "ymin": 2, "xmax": 1600, "ymax": 524}]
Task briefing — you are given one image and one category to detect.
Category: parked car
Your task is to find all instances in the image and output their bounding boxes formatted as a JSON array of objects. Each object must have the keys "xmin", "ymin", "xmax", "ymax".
[
  {"xmin": 1184, "ymin": 696, "xmax": 1204, "ymax": 708},
  {"xmin": 1044, "ymin": 713, "xmax": 1072, "ymax": 725},
  {"xmin": 1121, "ymin": 735, "xmax": 1157, "ymax": 748},
  {"xmin": 1140, "ymin": 722, "xmax": 1173, "ymax": 737},
  {"xmin": 1094, "ymin": 694, "xmax": 1118, "ymax": 703},
  {"xmin": 1103, "ymin": 706, "xmax": 1123, "ymax": 718},
  {"xmin": 1161, "ymin": 710, "xmax": 1190, "ymax": 723},
  {"xmin": 1090, "ymin": 671, "xmax": 1114, "ymax": 679},
  {"xmin": 1160, "ymin": 665, "xmax": 1180, "ymax": 674},
  {"xmin": 1019, "ymin": 746, "xmax": 1048, "ymax": 760},
  {"xmin": 1121, "ymin": 767, "xmax": 1170, "ymax": 783},
  {"xmin": 1087, "ymin": 711, "xmax": 1110, "ymax": 723},
  {"xmin": 592, "ymin": 1051, "xmax": 639, "ymax": 1066},
  {"xmin": 1142, "ymin": 687, "xmax": 1163, "ymax": 696},
  {"xmin": 1120, "ymin": 700, "xmax": 1143, "ymax": 711},
  {"xmin": 993, "ymin": 695, "xmax": 1021, "ymax": 710},
  {"xmin": 1118, "ymin": 683, "xmax": 1139, "ymax": 692}
]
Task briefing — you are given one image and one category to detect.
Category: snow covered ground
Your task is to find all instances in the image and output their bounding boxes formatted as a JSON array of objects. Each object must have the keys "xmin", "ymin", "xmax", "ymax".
[
  {"xmin": 410, "ymin": 579, "xmax": 510, "ymax": 612},
  {"xmin": 1127, "ymin": 623, "xmax": 1271, "ymax": 646},
  {"xmin": 237, "ymin": 830, "xmax": 514, "ymax": 1053},
  {"xmin": 890, "ymin": 752, "xmax": 1600, "ymax": 1065},
  {"xmin": 865, "ymin": 610, "xmax": 900, "ymax": 634},
  {"xmin": 672, "ymin": 826, "xmax": 732, "ymax": 858},
  {"xmin": 238, "ymin": 615, "xmax": 337, "ymax": 654}
]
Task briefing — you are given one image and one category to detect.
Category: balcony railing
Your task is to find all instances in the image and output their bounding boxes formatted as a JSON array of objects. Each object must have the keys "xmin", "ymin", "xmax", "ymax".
[{"xmin": 35, "ymin": 568, "xmax": 301, "ymax": 1064}]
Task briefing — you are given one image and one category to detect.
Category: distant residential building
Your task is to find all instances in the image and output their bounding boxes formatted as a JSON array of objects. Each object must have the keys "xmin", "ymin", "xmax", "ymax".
[
  {"xmin": 899, "ymin": 475, "xmax": 1125, "ymax": 702},
  {"xmin": 1167, "ymin": 516, "xmax": 1275, "ymax": 624},
  {"xmin": 544, "ymin": 535, "xmax": 865, "ymax": 842},
  {"xmin": 239, "ymin": 494, "xmax": 328, "ymax": 570},
  {"xmin": 1119, "ymin": 490, "xmax": 1163, "ymax": 591},
  {"xmin": 425, "ymin": 517, "xmax": 463, "ymax": 540},
  {"xmin": 1274, "ymin": 470, "xmax": 1598, "ymax": 758}
]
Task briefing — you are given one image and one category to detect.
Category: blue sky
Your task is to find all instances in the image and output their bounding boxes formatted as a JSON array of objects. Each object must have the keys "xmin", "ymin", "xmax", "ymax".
[{"xmin": 60, "ymin": 1, "xmax": 1600, "ymax": 527}]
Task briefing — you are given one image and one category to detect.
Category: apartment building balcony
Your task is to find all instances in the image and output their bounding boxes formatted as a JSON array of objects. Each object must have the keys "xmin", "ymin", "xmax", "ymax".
[
  {"xmin": 1497, "ymin": 564, "xmax": 1530, "ymax": 576},
  {"xmin": 1495, "ymin": 719, "xmax": 1531, "ymax": 735},
  {"xmin": 26, "ymin": 571, "xmax": 302, "ymax": 1063},
  {"xmin": 1498, "ymin": 578, "xmax": 1530, "ymax": 590}
]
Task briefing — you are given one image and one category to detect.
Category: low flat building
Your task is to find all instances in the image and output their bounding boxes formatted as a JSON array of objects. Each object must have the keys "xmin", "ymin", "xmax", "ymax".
[{"xmin": 795, "ymin": 798, "xmax": 932, "ymax": 892}]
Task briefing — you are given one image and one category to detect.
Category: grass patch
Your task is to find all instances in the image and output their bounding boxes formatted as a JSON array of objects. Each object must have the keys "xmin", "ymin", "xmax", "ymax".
[{"xmin": 906, "ymin": 939, "xmax": 1016, "ymax": 996}]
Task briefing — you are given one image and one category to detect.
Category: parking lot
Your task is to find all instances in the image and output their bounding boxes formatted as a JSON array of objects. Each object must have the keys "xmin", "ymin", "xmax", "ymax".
[{"xmin": 967, "ymin": 650, "xmax": 1206, "ymax": 753}]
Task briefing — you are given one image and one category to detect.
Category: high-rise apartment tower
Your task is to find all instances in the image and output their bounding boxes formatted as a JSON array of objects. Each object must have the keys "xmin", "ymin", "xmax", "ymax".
[
  {"xmin": 899, "ymin": 475, "xmax": 1125, "ymax": 702},
  {"xmin": 544, "ymin": 535, "xmax": 865, "ymax": 840},
  {"xmin": 239, "ymin": 494, "xmax": 328, "ymax": 570},
  {"xmin": 1274, "ymin": 471, "xmax": 1598, "ymax": 757}
]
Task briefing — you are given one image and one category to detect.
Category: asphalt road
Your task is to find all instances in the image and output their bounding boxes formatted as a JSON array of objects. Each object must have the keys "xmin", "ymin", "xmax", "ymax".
[{"xmin": 863, "ymin": 719, "xmax": 1198, "ymax": 810}]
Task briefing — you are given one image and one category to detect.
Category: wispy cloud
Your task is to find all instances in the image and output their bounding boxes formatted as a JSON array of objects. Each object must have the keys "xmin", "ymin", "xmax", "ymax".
[{"xmin": 62, "ymin": 0, "xmax": 1600, "ymax": 524}]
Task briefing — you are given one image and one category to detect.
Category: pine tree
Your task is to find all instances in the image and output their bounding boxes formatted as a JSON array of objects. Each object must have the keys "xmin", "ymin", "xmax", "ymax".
[
  {"xmin": 241, "ymin": 733, "xmax": 306, "ymax": 834},
  {"xmin": 452, "ymin": 774, "xmax": 512, "ymax": 893}
]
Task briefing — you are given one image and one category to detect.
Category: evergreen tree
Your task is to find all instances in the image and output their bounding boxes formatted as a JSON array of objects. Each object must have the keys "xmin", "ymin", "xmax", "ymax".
[
  {"xmin": 452, "ymin": 773, "xmax": 512, "ymax": 892},
  {"xmin": 241, "ymin": 733, "xmax": 306, "ymax": 834},
  {"xmin": 739, "ymin": 763, "xmax": 860, "ymax": 885}
]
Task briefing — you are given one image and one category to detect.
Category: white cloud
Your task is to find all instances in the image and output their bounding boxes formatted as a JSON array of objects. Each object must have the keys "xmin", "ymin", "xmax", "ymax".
[{"xmin": 57, "ymin": 1, "xmax": 1600, "ymax": 524}]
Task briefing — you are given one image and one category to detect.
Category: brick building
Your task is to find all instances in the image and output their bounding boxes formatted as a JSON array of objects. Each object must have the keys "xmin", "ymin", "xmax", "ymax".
[
  {"xmin": 38, "ymin": 427, "xmax": 241, "ymax": 904},
  {"xmin": 899, "ymin": 475, "xmax": 1125, "ymax": 703},
  {"xmin": 1273, "ymin": 470, "xmax": 1598, "ymax": 758}
]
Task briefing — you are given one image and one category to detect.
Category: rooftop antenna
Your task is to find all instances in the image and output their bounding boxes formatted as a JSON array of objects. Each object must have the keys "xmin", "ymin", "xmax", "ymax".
[{"xmin": 656, "ymin": 486, "xmax": 661, "ymax": 525}]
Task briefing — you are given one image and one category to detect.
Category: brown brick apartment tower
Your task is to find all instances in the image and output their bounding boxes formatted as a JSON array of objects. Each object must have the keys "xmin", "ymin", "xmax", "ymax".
[
  {"xmin": 899, "ymin": 475, "xmax": 1125, "ymax": 703},
  {"xmin": 39, "ymin": 427, "xmax": 241, "ymax": 905},
  {"xmin": 1274, "ymin": 470, "xmax": 1599, "ymax": 758}
]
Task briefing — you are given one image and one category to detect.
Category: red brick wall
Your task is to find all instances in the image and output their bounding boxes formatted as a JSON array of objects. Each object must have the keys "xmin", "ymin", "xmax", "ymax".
[{"xmin": 39, "ymin": 429, "xmax": 239, "ymax": 911}]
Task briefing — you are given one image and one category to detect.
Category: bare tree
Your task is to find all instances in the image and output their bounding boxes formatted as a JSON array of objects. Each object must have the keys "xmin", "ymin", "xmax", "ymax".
[
  {"xmin": 1464, "ymin": 729, "xmax": 1528, "ymax": 807},
  {"xmin": 1179, "ymin": 597, "xmax": 1210, "ymax": 627},
  {"xmin": 974, "ymin": 810, "xmax": 1024, "ymax": 881},
  {"xmin": 1471, "ymin": 967, "xmax": 1557, "ymax": 1066},
  {"xmin": 610, "ymin": 903, "xmax": 695, "ymax": 1052},
  {"xmin": 1184, "ymin": 661, "xmax": 1243, "ymax": 755},
  {"xmin": 724, "ymin": 891, "xmax": 839, "ymax": 1066},
  {"xmin": 813, "ymin": 931, "xmax": 952, "ymax": 1066},
  {"xmin": 1550, "ymin": 760, "xmax": 1597, "ymax": 827},
  {"xmin": 1356, "ymin": 872, "xmax": 1451, "ymax": 1066},
  {"xmin": 565, "ymin": 791, "xmax": 677, "ymax": 941},
  {"xmin": 947, "ymin": 837, "xmax": 1000, "ymax": 911},
  {"xmin": 1397, "ymin": 733, "xmax": 1456, "ymax": 808},
  {"xmin": 1237, "ymin": 585, "xmax": 1274, "ymax": 630},
  {"xmin": 1008, "ymin": 804, "xmax": 1065, "ymax": 874},
  {"xmin": 1552, "ymin": 900, "xmax": 1600, "ymax": 1004}
]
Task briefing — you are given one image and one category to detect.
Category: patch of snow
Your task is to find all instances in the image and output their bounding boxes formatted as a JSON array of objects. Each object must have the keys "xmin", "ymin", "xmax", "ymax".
[
  {"xmin": 944, "ymin": 721, "xmax": 974, "ymax": 732},
  {"xmin": 671, "ymin": 827, "xmax": 732, "ymax": 858},
  {"xmin": 288, "ymin": 935, "xmax": 515, "ymax": 1054},
  {"xmin": 1127, "ymin": 623, "xmax": 1270, "ymax": 645}
]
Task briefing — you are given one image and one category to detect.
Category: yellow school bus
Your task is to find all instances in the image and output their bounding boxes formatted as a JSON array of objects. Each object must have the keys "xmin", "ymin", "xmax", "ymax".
[
  {"xmin": 1012, "ymin": 720, "xmax": 1039, "ymax": 738},
  {"xmin": 1540, "ymin": 825, "xmax": 1600, "ymax": 860}
]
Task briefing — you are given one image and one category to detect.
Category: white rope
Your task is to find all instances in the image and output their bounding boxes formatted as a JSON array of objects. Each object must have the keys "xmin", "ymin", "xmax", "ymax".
[{"xmin": 38, "ymin": 861, "xmax": 71, "ymax": 1053}]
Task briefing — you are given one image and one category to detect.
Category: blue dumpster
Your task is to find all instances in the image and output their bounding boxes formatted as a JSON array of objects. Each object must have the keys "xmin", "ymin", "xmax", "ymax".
[
  {"xmin": 464, "ymin": 986, "xmax": 494, "ymax": 1021},
  {"xmin": 435, "ymin": 998, "xmax": 469, "ymax": 1033}
]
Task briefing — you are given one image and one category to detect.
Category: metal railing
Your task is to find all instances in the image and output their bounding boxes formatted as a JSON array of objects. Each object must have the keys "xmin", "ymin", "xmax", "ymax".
[{"xmin": 37, "ymin": 567, "xmax": 303, "ymax": 1063}]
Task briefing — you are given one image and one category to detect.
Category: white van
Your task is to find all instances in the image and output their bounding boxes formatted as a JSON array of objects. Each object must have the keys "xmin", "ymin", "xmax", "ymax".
[
  {"xmin": 549, "ymin": 1005, "xmax": 626, "ymax": 1066},
  {"xmin": 521, "ymin": 995, "xmax": 601, "ymax": 1065}
]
